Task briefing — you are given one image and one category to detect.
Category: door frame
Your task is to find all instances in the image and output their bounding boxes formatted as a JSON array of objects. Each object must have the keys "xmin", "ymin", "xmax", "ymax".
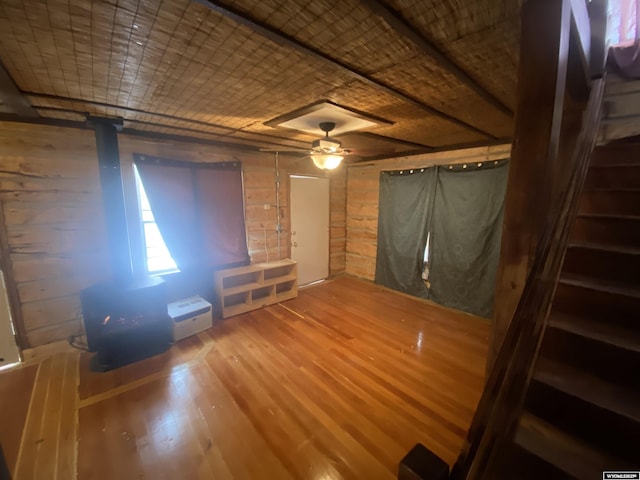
[
  {"xmin": 0, "ymin": 200, "xmax": 23, "ymax": 358},
  {"xmin": 288, "ymin": 173, "xmax": 331, "ymax": 285}
]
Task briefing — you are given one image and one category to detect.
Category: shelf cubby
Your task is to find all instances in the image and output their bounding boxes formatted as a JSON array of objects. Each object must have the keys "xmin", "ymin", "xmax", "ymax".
[
  {"xmin": 224, "ymin": 291, "xmax": 250, "ymax": 308},
  {"xmin": 222, "ymin": 270, "xmax": 262, "ymax": 289},
  {"xmin": 214, "ymin": 259, "xmax": 298, "ymax": 318}
]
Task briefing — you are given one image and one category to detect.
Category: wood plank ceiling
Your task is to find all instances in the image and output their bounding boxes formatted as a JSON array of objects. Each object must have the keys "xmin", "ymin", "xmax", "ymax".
[{"xmin": 0, "ymin": 0, "xmax": 521, "ymax": 160}]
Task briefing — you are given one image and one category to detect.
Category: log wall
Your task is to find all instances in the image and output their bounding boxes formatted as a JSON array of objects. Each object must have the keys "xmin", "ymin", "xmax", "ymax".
[
  {"xmin": 345, "ymin": 144, "xmax": 512, "ymax": 280},
  {"xmin": 0, "ymin": 123, "xmax": 108, "ymax": 348},
  {"xmin": 0, "ymin": 122, "xmax": 346, "ymax": 348}
]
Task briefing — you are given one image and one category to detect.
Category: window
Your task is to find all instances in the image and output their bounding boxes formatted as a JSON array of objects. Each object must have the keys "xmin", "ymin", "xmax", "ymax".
[
  {"xmin": 607, "ymin": 0, "xmax": 638, "ymax": 46},
  {"xmin": 134, "ymin": 154, "xmax": 249, "ymax": 272},
  {"xmin": 134, "ymin": 166, "xmax": 179, "ymax": 275},
  {"xmin": 421, "ymin": 232, "xmax": 431, "ymax": 286}
]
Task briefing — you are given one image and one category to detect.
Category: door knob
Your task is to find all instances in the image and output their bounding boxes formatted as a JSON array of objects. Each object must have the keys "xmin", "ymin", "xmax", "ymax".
[
  {"xmin": 292, "ymin": 231, "xmax": 296, "ymax": 235},
  {"xmin": 293, "ymin": 242, "xmax": 298, "ymax": 247}
]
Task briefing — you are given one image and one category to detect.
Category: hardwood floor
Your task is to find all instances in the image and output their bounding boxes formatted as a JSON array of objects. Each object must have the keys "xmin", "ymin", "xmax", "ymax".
[
  {"xmin": 1, "ymin": 276, "xmax": 489, "ymax": 479},
  {"xmin": 0, "ymin": 363, "xmax": 38, "ymax": 477}
]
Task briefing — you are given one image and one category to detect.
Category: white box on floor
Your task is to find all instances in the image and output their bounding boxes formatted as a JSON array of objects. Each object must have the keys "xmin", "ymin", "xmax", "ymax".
[{"xmin": 168, "ymin": 296, "xmax": 212, "ymax": 342}]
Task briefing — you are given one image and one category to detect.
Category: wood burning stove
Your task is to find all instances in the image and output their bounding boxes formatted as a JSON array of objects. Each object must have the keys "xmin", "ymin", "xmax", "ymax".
[
  {"xmin": 81, "ymin": 118, "xmax": 173, "ymax": 371},
  {"xmin": 81, "ymin": 117, "xmax": 172, "ymax": 370},
  {"xmin": 81, "ymin": 276, "xmax": 172, "ymax": 371}
]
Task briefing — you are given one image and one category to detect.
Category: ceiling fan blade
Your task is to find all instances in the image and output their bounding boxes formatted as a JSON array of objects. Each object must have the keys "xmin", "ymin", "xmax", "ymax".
[{"xmin": 260, "ymin": 147, "xmax": 309, "ymax": 153}]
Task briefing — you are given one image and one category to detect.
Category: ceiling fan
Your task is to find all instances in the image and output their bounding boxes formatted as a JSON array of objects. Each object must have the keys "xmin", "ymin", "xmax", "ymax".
[
  {"xmin": 308, "ymin": 121, "xmax": 348, "ymax": 170},
  {"xmin": 262, "ymin": 122, "xmax": 351, "ymax": 170}
]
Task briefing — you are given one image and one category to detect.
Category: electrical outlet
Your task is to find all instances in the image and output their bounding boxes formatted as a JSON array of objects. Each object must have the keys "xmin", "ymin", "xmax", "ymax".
[{"xmin": 263, "ymin": 203, "xmax": 271, "ymax": 210}]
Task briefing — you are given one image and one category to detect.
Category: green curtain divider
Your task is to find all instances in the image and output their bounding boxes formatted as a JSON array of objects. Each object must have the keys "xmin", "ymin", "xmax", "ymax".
[
  {"xmin": 374, "ymin": 167, "xmax": 436, "ymax": 299},
  {"xmin": 374, "ymin": 160, "xmax": 508, "ymax": 318},
  {"xmin": 429, "ymin": 162, "xmax": 509, "ymax": 318}
]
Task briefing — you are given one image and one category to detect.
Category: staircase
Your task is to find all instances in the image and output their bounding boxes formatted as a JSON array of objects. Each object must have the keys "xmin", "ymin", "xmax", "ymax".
[
  {"xmin": 400, "ymin": 128, "xmax": 640, "ymax": 480},
  {"xmin": 396, "ymin": 2, "xmax": 639, "ymax": 479},
  {"xmin": 446, "ymin": 77, "xmax": 638, "ymax": 480},
  {"xmin": 505, "ymin": 142, "xmax": 640, "ymax": 478}
]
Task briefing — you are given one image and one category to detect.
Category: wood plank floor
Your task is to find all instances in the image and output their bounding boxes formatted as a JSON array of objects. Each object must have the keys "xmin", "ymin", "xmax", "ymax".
[
  {"xmin": 0, "ymin": 363, "xmax": 38, "ymax": 478},
  {"xmin": 1, "ymin": 276, "xmax": 489, "ymax": 479}
]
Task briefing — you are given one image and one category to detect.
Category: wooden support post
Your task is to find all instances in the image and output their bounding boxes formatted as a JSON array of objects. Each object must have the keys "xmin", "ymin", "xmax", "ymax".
[
  {"xmin": 588, "ymin": 0, "xmax": 609, "ymax": 79},
  {"xmin": 0, "ymin": 202, "xmax": 28, "ymax": 350},
  {"xmin": 0, "ymin": 444, "xmax": 10, "ymax": 480},
  {"xmin": 90, "ymin": 117, "xmax": 132, "ymax": 282},
  {"xmin": 489, "ymin": 0, "xmax": 572, "ymax": 373}
]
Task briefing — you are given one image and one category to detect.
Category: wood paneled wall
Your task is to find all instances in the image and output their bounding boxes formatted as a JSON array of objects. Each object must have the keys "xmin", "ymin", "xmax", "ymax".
[
  {"xmin": 344, "ymin": 144, "xmax": 511, "ymax": 280},
  {"xmin": 0, "ymin": 123, "xmax": 109, "ymax": 348},
  {"xmin": 0, "ymin": 122, "xmax": 346, "ymax": 348}
]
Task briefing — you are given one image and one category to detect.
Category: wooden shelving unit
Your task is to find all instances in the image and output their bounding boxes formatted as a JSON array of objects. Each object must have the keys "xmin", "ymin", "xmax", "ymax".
[{"xmin": 214, "ymin": 259, "xmax": 298, "ymax": 318}]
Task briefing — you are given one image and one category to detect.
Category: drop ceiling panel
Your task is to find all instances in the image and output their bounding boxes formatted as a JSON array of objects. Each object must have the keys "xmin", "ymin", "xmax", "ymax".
[{"xmin": 269, "ymin": 102, "xmax": 388, "ymax": 136}]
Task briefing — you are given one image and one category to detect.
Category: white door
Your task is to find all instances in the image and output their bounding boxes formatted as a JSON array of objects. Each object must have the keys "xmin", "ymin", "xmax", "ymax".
[
  {"xmin": 290, "ymin": 175, "xmax": 330, "ymax": 286},
  {"xmin": 0, "ymin": 270, "xmax": 20, "ymax": 367}
]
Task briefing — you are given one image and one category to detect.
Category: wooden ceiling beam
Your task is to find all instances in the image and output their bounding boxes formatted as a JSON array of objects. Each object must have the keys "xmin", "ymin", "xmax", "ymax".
[
  {"xmin": 119, "ymin": 128, "xmax": 262, "ymax": 152},
  {"xmin": 355, "ymin": 137, "xmax": 511, "ymax": 163},
  {"xmin": 194, "ymin": 0, "xmax": 497, "ymax": 139},
  {"xmin": 361, "ymin": 0, "xmax": 513, "ymax": 117},
  {"xmin": 0, "ymin": 113, "xmax": 272, "ymax": 153},
  {"xmin": 26, "ymin": 92, "xmax": 310, "ymax": 148},
  {"xmin": 349, "ymin": 131, "xmax": 434, "ymax": 150},
  {"xmin": 0, "ymin": 61, "xmax": 38, "ymax": 118},
  {"xmin": 26, "ymin": 91, "xmax": 233, "ymax": 134}
]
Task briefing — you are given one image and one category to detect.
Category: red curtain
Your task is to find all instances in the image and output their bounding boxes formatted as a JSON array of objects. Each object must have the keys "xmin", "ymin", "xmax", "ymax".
[
  {"xmin": 134, "ymin": 155, "xmax": 249, "ymax": 272},
  {"xmin": 196, "ymin": 168, "xmax": 249, "ymax": 267}
]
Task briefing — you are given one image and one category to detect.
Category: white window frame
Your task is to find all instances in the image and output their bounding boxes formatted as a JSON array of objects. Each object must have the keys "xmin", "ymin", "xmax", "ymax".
[{"xmin": 133, "ymin": 165, "xmax": 180, "ymax": 276}]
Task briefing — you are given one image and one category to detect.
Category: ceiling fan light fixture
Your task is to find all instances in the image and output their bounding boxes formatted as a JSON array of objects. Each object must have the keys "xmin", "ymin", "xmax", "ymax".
[
  {"xmin": 310, "ymin": 122, "xmax": 344, "ymax": 169},
  {"xmin": 312, "ymin": 137, "xmax": 342, "ymax": 153},
  {"xmin": 311, "ymin": 153, "xmax": 343, "ymax": 170}
]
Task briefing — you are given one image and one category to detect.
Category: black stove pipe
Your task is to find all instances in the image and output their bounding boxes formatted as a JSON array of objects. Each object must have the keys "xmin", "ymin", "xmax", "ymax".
[{"xmin": 89, "ymin": 116, "xmax": 133, "ymax": 282}]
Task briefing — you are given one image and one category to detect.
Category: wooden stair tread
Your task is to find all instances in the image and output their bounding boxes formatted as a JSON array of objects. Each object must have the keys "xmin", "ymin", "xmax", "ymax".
[
  {"xmin": 587, "ymin": 187, "xmax": 640, "ymax": 192},
  {"xmin": 559, "ymin": 273, "xmax": 640, "ymax": 299},
  {"xmin": 534, "ymin": 357, "xmax": 640, "ymax": 422},
  {"xmin": 590, "ymin": 163, "xmax": 640, "ymax": 168},
  {"xmin": 576, "ymin": 213, "xmax": 640, "ymax": 221},
  {"xmin": 548, "ymin": 312, "xmax": 640, "ymax": 353},
  {"xmin": 515, "ymin": 413, "xmax": 630, "ymax": 478},
  {"xmin": 567, "ymin": 242, "xmax": 640, "ymax": 255},
  {"xmin": 589, "ymin": 161, "xmax": 640, "ymax": 169}
]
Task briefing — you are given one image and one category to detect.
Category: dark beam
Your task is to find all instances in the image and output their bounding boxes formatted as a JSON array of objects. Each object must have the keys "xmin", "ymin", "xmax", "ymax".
[
  {"xmin": 0, "ymin": 61, "xmax": 38, "ymax": 118},
  {"xmin": 26, "ymin": 91, "xmax": 235, "ymax": 132},
  {"xmin": 0, "ymin": 113, "xmax": 88, "ymax": 130},
  {"xmin": 348, "ymin": 131, "xmax": 434, "ymax": 149},
  {"xmin": 26, "ymin": 91, "xmax": 311, "ymax": 148},
  {"xmin": 194, "ymin": 0, "xmax": 496, "ymax": 139},
  {"xmin": 352, "ymin": 148, "xmax": 432, "ymax": 162},
  {"xmin": 32, "ymin": 104, "xmax": 305, "ymax": 151},
  {"xmin": 0, "ymin": 113, "xmax": 289, "ymax": 153},
  {"xmin": 429, "ymin": 136, "xmax": 512, "ymax": 153},
  {"xmin": 361, "ymin": 0, "xmax": 513, "ymax": 117},
  {"xmin": 120, "ymin": 127, "xmax": 263, "ymax": 152},
  {"xmin": 355, "ymin": 137, "xmax": 511, "ymax": 163}
]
